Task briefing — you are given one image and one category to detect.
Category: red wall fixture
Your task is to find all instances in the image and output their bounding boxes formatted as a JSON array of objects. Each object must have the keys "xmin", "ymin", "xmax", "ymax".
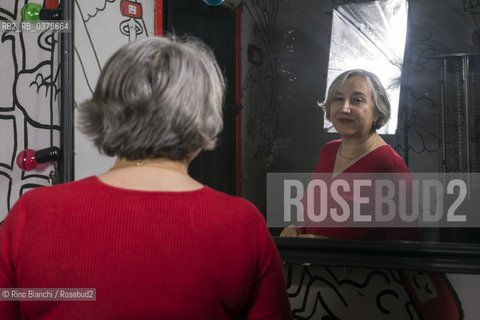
[
  {"xmin": 155, "ymin": 0, "xmax": 163, "ymax": 36},
  {"xmin": 120, "ymin": 0, "xmax": 143, "ymax": 18},
  {"xmin": 16, "ymin": 147, "xmax": 62, "ymax": 171}
]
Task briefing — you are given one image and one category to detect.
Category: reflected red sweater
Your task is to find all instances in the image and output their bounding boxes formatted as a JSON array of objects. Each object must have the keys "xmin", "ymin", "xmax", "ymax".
[
  {"xmin": 303, "ymin": 139, "xmax": 419, "ymax": 240},
  {"xmin": 0, "ymin": 177, "xmax": 291, "ymax": 319}
]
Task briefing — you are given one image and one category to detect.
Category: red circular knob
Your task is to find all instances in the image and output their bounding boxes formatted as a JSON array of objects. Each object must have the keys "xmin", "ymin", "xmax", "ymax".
[{"xmin": 16, "ymin": 149, "xmax": 38, "ymax": 171}]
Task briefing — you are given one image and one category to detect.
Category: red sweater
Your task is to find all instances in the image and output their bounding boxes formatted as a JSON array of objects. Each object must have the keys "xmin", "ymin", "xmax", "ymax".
[
  {"xmin": 313, "ymin": 140, "xmax": 410, "ymax": 174},
  {"xmin": 0, "ymin": 177, "xmax": 291, "ymax": 319},
  {"xmin": 303, "ymin": 140, "xmax": 418, "ymax": 240}
]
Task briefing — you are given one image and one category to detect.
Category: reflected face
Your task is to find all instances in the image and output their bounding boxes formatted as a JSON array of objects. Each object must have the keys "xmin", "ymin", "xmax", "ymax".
[{"xmin": 330, "ymin": 76, "xmax": 378, "ymax": 140}]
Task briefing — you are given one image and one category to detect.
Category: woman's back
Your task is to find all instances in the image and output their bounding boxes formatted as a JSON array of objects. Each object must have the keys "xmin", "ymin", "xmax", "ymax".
[{"xmin": 0, "ymin": 177, "xmax": 290, "ymax": 319}]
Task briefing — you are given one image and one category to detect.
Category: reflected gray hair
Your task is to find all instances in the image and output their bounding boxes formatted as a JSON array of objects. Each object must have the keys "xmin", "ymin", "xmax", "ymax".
[
  {"xmin": 78, "ymin": 35, "xmax": 225, "ymax": 161},
  {"xmin": 319, "ymin": 69, "xmax": 391, "ymax": 130}
]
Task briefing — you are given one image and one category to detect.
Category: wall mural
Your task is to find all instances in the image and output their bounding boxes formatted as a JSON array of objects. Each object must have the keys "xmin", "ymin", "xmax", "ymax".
[
  {"xmin": 74, "ymin": 0, "xmax": 154, "ymax": 179},
  {"xmin": 0, "ymin": 0, "xmax": 155, "ymax": 220},
  {"xmin": 241, "ymin": 0, "xmax": 288, "ymax": 168},
  {"xmin": 0, "ymin": 1, "xmax": 60, "ymax": 221},
  {"xmin": 74, "ymin": 0, "xmax": 150, "ymax": 97},
  {"xmin": 285, "ymin": 265, "xmax": 463, "ymax": 319}
]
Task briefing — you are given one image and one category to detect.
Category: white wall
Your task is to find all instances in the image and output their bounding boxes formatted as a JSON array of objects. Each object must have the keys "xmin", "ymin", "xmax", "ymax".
[
  {"xmin": 0, "ymin": 1, "xmax": 60, "ymax": 219},
  {"xmin": 73, "ymin": 0, "xmax": 155, "ymax": 180}
]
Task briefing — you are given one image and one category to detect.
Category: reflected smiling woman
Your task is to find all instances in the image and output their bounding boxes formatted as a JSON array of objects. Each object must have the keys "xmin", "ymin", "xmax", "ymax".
[{"xmin": 281, "ymin": 69, "xmax": 418, "ymax": 240}]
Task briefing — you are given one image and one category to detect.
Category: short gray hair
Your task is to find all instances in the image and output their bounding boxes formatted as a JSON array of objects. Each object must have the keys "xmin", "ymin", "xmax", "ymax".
[
  {"xmin": 78, "ymin": 35, "xmax": 225, "ymax": 161},
  {"xmin": 320, "ymin": 69, "xmax": 390, "ymax": 130}
]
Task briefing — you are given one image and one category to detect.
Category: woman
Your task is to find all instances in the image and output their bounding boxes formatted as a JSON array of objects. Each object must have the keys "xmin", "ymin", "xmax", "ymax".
[
  {"xmin": 320, "ymin": 69, "xmax": 405, "ymax": 177},
  {"xmin": 283, "ymin": 69, "xmax": 459, "ymax": 320},
  {"xmin": 282, "ymin": 69, "xmax": 417, "ymax": 240},
  {"xmin": 0, "ymin": 36, "xmax": 291, "ymax": 319}
]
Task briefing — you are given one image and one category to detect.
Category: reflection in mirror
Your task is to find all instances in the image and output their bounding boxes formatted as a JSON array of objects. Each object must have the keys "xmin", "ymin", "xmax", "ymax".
[
  {"xmin": 324, "ymin": 0, "xmax": 408, "ymax": 134},
  {"xmin": 237, "ymin": 1, "xmax": 480, "ymax": 317},
  {"xmin": 240, "ymin": 0, "xmax": 480, "ymax": 245}
]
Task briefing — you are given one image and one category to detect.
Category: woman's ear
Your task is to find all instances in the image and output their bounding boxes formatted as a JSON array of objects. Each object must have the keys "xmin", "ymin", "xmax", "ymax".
[{"xmin": 372, "ymin": 113, "xmax": 381, "ymax": 130}]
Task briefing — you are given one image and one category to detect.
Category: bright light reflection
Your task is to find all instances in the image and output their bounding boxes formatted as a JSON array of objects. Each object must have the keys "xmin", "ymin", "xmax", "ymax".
[{"xmin": 324, "ymin": 0, "xmax": 408, "ymax": 134}]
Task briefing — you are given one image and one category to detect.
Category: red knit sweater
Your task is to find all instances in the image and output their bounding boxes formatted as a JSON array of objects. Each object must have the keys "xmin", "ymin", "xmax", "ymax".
[
  {"xmin": 302, "ymin": 140, "xmax": 419, "ymax": 240},
  {"xmin": 0, "ymin": 177, "xmax": 291, "ymax": 319}
]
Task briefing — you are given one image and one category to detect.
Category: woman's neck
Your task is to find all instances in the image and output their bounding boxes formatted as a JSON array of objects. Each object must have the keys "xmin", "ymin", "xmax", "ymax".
[
  {"xmin": 97, "ymin": 157, "xmax": 203, "ymax": 192},
  {"xmin": 110, "ymin": 158, "xmax": 189, "ymax": 175},
  {"xmin": 338, "ymin": 133, "xmax": 384, "ymax": 161}
]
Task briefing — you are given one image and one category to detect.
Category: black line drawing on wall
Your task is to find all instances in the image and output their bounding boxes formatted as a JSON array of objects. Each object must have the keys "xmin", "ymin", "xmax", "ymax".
[
  {"xmin": 73, "ymin": 0, "xmax": 153, "ymax": 180},
  {"xmin": 74, "ymin": 0, "xmax": 149, "ymax": 96},
  {"xmin": 0, "ymin": 1, "xmax": 60, "ymax": 220},
  {"xmin": 0, "ymin": 0, "xmax": 153, "ymax": 219},
  {"xmin": 285, "ymin": 265, "xmax": 463, "ymax": 319}
]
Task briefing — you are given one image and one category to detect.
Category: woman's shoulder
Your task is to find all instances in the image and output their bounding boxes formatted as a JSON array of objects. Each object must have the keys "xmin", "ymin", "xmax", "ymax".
[
  {"xmin": 322, "ymin": 139, "xmax": 341, "ymax": 151},
  {"xmin": 5, "ymin": 177, "xmax": 101, "ymax": 224},
  {"xmin": 313, "ymin": 139, "xmax": 341, "ymax": 173},
  {"xmin": 318, "ymin": 139, "xmax": 341, "ymax": 159},
  {"xmin": 205, "ymin": 187, "xmax": 267, "ymax": 219},
  {"xmin": 20, "ymin": 176, "xmax": 97, "ymax": 199},
  {"xmin": 202, "ymin": 187, "xmax": 262, "ymax": 213},
  {"xmin": 374, "ymin": 144, "xmax": 409, "ymax": 173}
]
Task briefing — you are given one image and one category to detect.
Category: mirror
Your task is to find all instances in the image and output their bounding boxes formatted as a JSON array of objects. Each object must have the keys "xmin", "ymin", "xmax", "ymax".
[{"xmin": 239, "ymin": 0, "xmax": 480, "ymax": 244}]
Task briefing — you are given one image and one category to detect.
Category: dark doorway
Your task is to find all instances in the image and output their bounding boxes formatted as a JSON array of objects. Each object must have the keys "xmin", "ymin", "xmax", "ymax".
[{"xmin": 165, "ymin": 0, "xmax": 237, "ymax": 195}]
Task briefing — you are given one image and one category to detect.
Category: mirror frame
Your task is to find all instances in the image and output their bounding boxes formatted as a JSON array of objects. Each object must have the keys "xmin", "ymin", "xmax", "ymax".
[
  {"xmin": 60, "ymin": 0, "xmax": 74, "ymax": 183},
  {"xmin": 274, "ymin": 237, "xmax": 480, "ymax": 274}
]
